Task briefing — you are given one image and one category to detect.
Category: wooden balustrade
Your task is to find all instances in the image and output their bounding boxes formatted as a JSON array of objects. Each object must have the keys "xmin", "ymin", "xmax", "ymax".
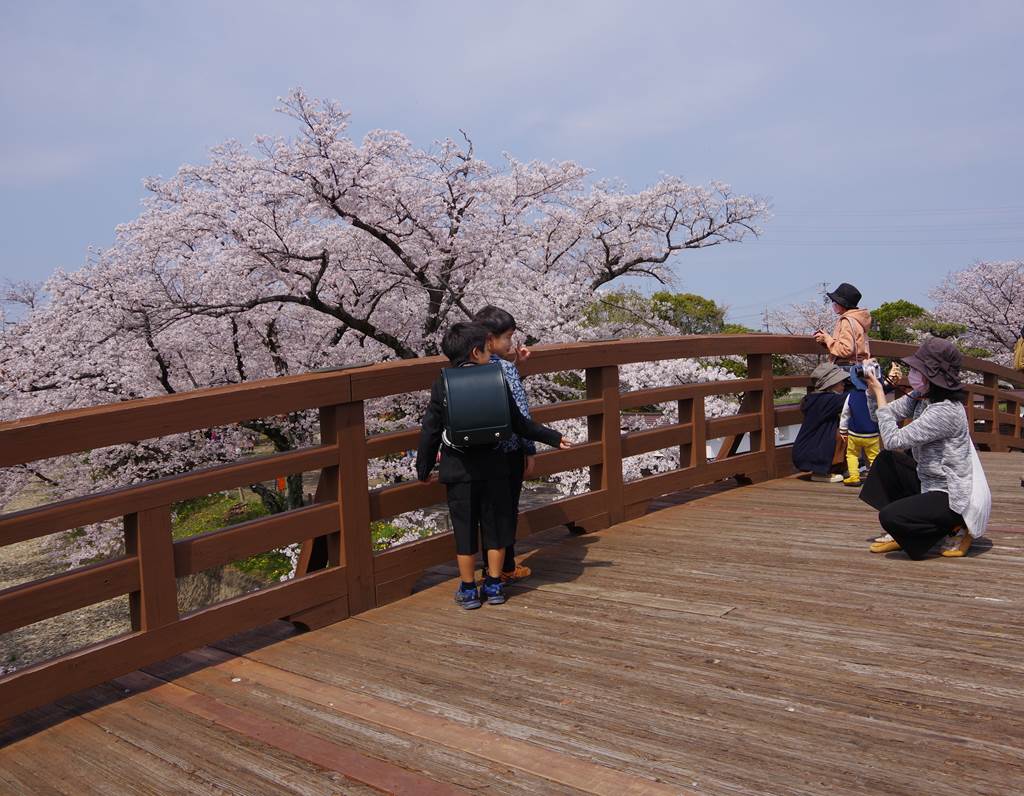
[{"xmin": 1, "ymin": 334, "xmax": 1022, "ymax": 722}]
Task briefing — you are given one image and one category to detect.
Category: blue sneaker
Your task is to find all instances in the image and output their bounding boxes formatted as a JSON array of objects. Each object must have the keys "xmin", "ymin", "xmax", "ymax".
[
  {"xmin": 481, "ymin": 580, "xmax": 506, "ymax": 605},
  {"xmin": 454, "ymin": 584, "xmax": 481, "ymax": 610}
]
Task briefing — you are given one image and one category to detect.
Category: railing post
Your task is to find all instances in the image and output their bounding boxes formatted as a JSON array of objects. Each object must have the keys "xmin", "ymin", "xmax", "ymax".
[
  {"xmin": 322, "ymin": 401, "xmax": 376, "ymax": 615},
  {"xmin": 586, "ymin": 365, "xmax": 625, "ymax": 526},
  {"xmin": 1012, "ymin": 396, "xmax": 1023, "ymax": 447},
  {"xmin": 124, "ymin": 507, "xmax": 178, "ymax": 631},
  {"xmin": 678, "ymin": 397, "xmax": 706, "ymax": 469},
  {"xmin": 747, "ymin": 353, "xmax": 777, "ymax": 478},
  {"xmin": 983, "ymin": 374, "xmax": 1006, "ymax": 452},
  {"xmin": 966, "ymin": 385, "xmax": 976, "ymax": 438}
]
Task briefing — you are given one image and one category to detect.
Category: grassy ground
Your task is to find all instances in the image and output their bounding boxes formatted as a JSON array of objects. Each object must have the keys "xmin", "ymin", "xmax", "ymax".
[
  {"xmin": 171, "ymin": 490, "xmax": 435, "ymax": 578},
  {"xmin": 171, "ymin": 491, "xmax": 292, "ymax": 581},
  {"xmin": 775, "ymin": 389, "xmax": 806, "ymax": 406}
]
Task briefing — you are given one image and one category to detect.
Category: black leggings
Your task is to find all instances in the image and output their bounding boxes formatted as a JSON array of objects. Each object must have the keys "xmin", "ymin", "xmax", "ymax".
[
  {"xmin": 480, "ymin": 453, "xmax": 525, "ymax": 573},
  {"xmin": 859, "ymin": 450, "xmax": 964, "ymax": 559}
]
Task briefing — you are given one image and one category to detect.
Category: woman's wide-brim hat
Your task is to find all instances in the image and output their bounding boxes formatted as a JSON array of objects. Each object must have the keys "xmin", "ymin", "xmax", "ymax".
[
  {"xmin": 902, "ymin": 336, "xmax": 963, "ymax": 390},
  {"xmin": 811, "ymin": 362, "xmax": 849, "ymax": 392}
]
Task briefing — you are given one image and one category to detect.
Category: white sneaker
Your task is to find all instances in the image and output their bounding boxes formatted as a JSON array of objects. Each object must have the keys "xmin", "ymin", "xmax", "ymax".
[
  {"xmin": 873, "ymin": 533, "xmax": 894, "ymax": 544},
  {"xmin": 810, "ymin": 473, "xmax": 844, "ymax": 483}
]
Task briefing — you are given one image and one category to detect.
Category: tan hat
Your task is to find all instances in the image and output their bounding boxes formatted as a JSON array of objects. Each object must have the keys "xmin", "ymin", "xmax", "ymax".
[{"xmin": 811, "ymin": 362, "xmax": 849, "ymax": 392}]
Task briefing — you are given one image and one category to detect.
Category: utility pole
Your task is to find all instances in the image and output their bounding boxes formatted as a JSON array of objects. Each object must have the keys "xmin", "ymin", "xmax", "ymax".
[
  {"xmin": 820, "ymin": 281, "xmax": 830, "ymax": 303},
  {"xmin": 762, "ymin": 306, "xmax": 770, "ymax": 332}
]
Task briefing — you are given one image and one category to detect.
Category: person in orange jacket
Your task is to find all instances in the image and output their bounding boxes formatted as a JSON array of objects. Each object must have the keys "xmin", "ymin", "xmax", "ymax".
[{"xmin": 813, "ymin": 283, "xmax": 872, "ymax": 367}]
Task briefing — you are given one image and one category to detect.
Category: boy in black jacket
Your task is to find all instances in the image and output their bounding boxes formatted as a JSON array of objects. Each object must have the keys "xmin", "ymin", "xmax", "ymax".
[{"xmin": 417, "ymin": 323, "xmax": 570, "ymax": 609}]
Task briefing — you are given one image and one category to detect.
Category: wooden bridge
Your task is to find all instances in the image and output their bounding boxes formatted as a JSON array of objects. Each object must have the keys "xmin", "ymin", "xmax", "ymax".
[{"xmin": 2, "ymin": 335, "xmax": 1022, "ymax": 794}]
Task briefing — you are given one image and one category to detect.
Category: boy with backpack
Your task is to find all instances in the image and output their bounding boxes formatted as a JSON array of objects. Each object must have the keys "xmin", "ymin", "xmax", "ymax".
[
  {"xmin": 416, "ymin": 322, "xmax": 570, "ymax": 609},
  {"xmin": 473, "ymin": 305, "xmax": 535, "ymax": 584}
]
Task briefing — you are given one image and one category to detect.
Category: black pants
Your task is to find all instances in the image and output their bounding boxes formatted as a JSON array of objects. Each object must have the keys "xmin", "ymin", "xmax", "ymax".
[
  {"xmin": 859, "ymin": 450, "xmax": 964, "ymax": 560},
  {"xmin": 506, "ymin": 452, "xmax": 525, "ymax": 571},
  {"xmin": 447, "ymin": 479, "xmax": 515, "ymax": 556}
]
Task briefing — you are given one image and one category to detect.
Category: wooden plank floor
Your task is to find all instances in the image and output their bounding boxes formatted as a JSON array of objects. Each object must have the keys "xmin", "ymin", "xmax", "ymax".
[{"xmin": 2, "ymin": 452, "xmax": 1023, "ymax": 795}]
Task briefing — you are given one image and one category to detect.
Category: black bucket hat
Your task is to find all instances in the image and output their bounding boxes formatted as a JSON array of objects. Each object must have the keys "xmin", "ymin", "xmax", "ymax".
[
  {"xmin": 826, "ymin": 283, "xmax": 862, "ymax": 309},
  {"xmin": 902, "ymin": 337, "xmax": 962, "ymax": 390}
]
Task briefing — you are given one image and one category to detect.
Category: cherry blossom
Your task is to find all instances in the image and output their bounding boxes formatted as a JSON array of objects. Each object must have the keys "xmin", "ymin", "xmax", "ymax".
[
  {"xmin": 930, "ymin": 260, "xmax": 1024, "ymax": 366},
  {"xmin": 0, "ymin": 89, "xmax": 769, "ymax": 565}
]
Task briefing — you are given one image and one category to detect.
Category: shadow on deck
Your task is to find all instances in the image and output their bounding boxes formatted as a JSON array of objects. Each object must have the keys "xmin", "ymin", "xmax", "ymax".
[{"xmin": 2, "ymin": 454, "xmax": 1023, "ymax": 795}]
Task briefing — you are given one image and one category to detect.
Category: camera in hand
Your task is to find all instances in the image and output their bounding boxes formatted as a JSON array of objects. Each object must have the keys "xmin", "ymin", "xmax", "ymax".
[{"xmin": 852, "ymin": 361, "xmax": 882, "ymax": 382}]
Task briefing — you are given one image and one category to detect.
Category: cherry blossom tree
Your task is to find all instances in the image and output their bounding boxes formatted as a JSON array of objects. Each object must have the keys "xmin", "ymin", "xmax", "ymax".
[
  {"xmin": 0, "ymin": 89, "xmax": 769, "ymax": 565},
  {"xmin": 765, "ymin": 299, "xmax": 836, "ymax": 337},
  {"xmin": 930, "ymin": 260, "xmax": 1024, "ymax": 366}
]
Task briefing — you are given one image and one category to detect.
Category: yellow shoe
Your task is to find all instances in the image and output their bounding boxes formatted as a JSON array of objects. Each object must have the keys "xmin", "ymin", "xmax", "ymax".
[
  {"xmin": 870, "ymin": 540, "xmax": 901, "ymax": 553},
  {"xmin": 843, "ymin": 475, "xmax": 862, "ymax": 487},
  {"xmin": 500, "ymin": 564, "xmax": 532, "ymax": 583},
  {"xmin": 941, "ymin": 528, "xmax": 971, "ymax": 557}
]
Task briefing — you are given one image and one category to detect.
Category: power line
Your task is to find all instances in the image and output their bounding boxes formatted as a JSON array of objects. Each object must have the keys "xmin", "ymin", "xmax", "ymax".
[
  {"xmin": 750, "ymin": 238, "xmax": 1024, "ymax": 247},
  {"xmin": 725, "ymin": 282, "xmax": 821, "ymax": 311},
  {"xmin": 771, "ymin": 205, "xmax": 1024, "ymax": 217},
  {"xmin": 768, "ymin": 222, "xmax": 1024, "ymax": 233}
]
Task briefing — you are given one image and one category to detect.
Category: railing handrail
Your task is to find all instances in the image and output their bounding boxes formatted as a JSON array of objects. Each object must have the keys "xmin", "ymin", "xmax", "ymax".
[
  {"xmin": 1, "ymin": 333, "xmax": 1022, "ymax": 723},
  {"xmin": 3, "ymin": 334, "xmax": 1022, "ymax": 468}
]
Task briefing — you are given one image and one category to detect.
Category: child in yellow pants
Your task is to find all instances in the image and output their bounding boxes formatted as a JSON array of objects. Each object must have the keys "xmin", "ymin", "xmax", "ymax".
[
  {"xmin": 844, "ymin": 432, "xmax": 881, "ymax": 485},
  {"xmin": 840, "ymin": 379, "xmax": 881, "ymax": 487}
]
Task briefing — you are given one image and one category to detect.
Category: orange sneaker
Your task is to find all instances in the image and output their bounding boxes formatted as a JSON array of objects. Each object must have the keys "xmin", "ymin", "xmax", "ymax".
[{"xmin": 500, "ymin": 564, "xmax": 532, "ymax": 583}]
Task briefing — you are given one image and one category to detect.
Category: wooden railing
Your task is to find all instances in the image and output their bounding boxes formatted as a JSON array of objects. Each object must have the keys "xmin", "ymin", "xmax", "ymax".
[{"xmin": 1, "ymin": 335, "xmax": 1021, "ymax": 721}]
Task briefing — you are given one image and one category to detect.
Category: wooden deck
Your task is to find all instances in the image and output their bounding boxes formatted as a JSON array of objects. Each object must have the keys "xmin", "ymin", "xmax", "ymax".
[{"xmin": 3, "ymin": 452, "xmax": 1023, "ymax": 796}]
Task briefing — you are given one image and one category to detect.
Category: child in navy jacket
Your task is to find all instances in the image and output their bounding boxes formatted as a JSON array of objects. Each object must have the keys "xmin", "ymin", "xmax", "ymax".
[{"xmin": 792, "ymin": 363, "xmax": 850, "ymax": 482}]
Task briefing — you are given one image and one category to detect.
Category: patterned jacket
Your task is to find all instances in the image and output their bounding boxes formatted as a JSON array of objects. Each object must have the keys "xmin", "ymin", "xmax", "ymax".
[
  {"xmin": 491, "ymin": 354, "xmax": 536, "ymax": 455},
  {"xmin": 869, "ymin": 393, "xmax": 991, "ymax": 535}
]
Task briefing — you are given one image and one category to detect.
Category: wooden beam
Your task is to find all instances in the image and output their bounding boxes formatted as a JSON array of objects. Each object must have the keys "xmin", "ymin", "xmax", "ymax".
[
  {"xmin": 0, "ymin": 556, "xmax": 139, "ymax": 636},
  {"xmin": 173, "ymin": 503, "xmax": 338, "ymax": 576},
  {"xmin": 749, "ymin": 353, "xmax": 777, "ymax": 479},
  {"xmin": 0, "ymin": 445, "xmax": 338, "ymax": 548},
  {"xmin": 324, "ymin": 402, "xmax": 376, "ymax": 615},
  {"xmin": 0, "ymin": 567, "xmax": 346, "ymax": 723},
  {"xmin": 587, "ymin": 365, "xmax": 625, "ymax": 525},
  {"xmin": 0, "ymin": 372, "xmax": 352, "ymax": 467},
  {"xmin": 124, "ymin": 507, "xmax": 178, "ymax": 632}
]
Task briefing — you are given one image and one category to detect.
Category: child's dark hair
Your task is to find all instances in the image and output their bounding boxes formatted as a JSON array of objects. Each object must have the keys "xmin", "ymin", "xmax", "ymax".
[
  {"xmin": 473, "ymin": 305, "xmax": 517, "ymax": 336},
  {"xmin": 441, "ymin": 322, "xmax": 489, "ymax": 365},
  {"xmin": 927, "ymin": 384, "xmax": 967, "ymax": 404}
]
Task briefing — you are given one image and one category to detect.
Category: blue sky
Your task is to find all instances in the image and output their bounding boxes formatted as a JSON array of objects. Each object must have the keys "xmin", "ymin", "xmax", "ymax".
[{"xmin": 2, "ymin": 1, "xmax": 1023, "ymax": 326}]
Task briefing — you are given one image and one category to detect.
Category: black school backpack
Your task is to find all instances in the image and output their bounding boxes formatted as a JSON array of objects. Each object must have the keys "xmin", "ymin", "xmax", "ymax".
[{"xmin": 441, "ymin": 362, "xmax": 513, "ymax": 448}]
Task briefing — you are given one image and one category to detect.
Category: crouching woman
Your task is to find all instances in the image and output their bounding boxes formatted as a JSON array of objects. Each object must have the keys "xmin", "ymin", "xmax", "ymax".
[{"xmin": 859, "ymin": 338, "xmax": 991, "ymax": 559}]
